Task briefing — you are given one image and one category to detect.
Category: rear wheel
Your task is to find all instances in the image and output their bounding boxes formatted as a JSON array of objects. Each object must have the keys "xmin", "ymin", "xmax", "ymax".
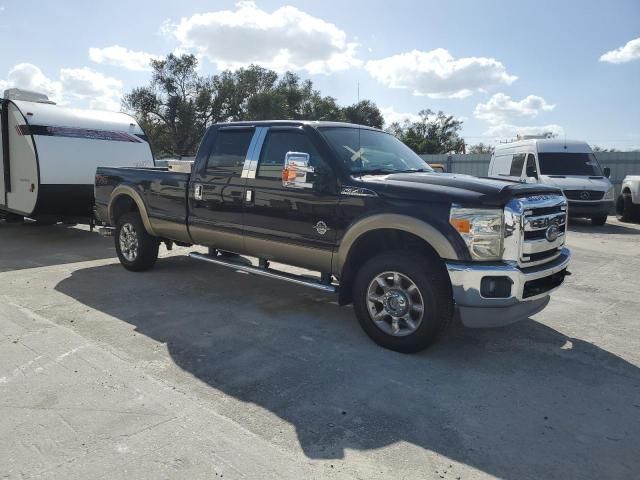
[
  {"xmin": 616, "ymin": 193, "xmax": 638, "ymax": 222},
  {"xmin": 115, "ymin": 212, "xmax": 160, "ymax": 271},
  {"xmin": 591, "ymin": 215, "xmax": 608, "ymax": 226},
  {"xmin": 353, "ymin": 252, "xmax": 453, "ymax": 353}
]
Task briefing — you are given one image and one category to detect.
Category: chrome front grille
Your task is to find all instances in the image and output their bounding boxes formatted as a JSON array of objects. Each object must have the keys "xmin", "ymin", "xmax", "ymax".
[{"xmin": 504, "ymin": 194, "xmax": 568, "ymax": 268}]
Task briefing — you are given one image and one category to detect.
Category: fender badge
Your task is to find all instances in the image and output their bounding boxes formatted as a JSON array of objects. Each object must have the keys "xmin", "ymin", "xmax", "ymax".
[{"xmin": 314, "ymin": 221, "xmax": 329, "ymax": 235}]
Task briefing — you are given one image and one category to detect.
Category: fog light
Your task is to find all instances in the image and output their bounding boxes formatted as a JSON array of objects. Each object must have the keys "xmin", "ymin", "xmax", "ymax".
[{"xmin": 481, "ymin": 276, "xmax": 512, "ymax": 298}]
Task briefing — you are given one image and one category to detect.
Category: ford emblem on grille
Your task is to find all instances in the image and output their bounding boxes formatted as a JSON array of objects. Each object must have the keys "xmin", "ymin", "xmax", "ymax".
[
  {"xmin": 545, "ymin": 223, "xmax": 561, "ymax": 242},
  {"xmin": 580, "ymin": 191, "xmax": 591, "ymax": 200}
]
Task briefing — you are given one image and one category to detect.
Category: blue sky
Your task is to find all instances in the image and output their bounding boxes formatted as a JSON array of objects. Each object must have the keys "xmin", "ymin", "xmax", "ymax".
[{"xmin": 1, "ymin": 0, "xmax": 639, "ymax": 149}]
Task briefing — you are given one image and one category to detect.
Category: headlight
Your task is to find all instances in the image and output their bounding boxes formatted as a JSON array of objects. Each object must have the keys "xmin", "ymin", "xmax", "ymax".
[
  {"xmin": 603, "ymin": 186, "xmax": 615, "ymax": 200},
  {"xmin": 450, "ymin": 207, "xmax": 504, "ymax": 261}
]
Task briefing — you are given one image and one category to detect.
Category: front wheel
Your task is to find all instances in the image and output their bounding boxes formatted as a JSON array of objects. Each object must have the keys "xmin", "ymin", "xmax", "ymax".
[
  {"xmin": 616, "ymin": 194, "xmax": 638, "ymax": 222},
  {"xmin": 115, "ymin": 212, "xmax": 160, "ymax": 271},
  {"xmin": 353, "ymin": 252, "xmax": 453, "ymax": 353}
]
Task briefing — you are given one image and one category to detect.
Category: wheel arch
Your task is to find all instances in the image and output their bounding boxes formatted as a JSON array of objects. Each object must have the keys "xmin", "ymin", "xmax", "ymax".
[
  {"xmin": 108, "ymin": 185, "xmax": 156, "ymax": 236},
  {"xmin": 334, "ymin": 215, "xmax": 459, "ymax": 305}
]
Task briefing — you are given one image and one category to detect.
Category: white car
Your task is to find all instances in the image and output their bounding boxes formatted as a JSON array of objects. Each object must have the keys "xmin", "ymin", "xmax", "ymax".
[
  {"xmin": 616, "ymin": 176, "xmax": 640, "ymax": 222},
  {"xmin": 489, "ymin": 138, "xmax": 615, "ymax": 225}
]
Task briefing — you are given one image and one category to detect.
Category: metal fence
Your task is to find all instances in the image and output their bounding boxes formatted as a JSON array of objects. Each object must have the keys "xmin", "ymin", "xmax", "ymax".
[{"xmin": 420, "ymin": 152, "xmax": 640, "ymax": 197}]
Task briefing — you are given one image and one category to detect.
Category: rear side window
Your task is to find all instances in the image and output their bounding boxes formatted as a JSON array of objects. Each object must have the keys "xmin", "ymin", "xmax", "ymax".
[
  {"xmin": 207, "ymin": 129, "xmax": 254, "ymax": 170},
  {"xmin": 509, "ymin": 153, "xmax": 526, "ymax": 177},
  {"xmin": 257, "ymin": 129, "xmax": 323, "ymax": 179}
]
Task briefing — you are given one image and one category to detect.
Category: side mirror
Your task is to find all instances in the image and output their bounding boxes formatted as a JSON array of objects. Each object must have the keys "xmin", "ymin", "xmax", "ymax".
[
  {"xmin": 282, "ymin": 151, "xmax": 314, "ymax": 189},
  {"xmin": 603, "ymin": 167, "xmax": 611, "ymax": 178}
]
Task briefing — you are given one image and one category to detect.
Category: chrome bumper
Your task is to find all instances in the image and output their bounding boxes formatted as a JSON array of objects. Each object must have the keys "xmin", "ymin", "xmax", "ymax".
[{"xmin": 446, "ymin": 247, "xmax": 571, "ymax": 328}]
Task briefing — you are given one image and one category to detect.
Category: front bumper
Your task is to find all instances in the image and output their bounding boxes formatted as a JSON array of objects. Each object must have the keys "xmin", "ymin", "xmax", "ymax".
[
  {"xmin": 446, "ymin": 247, "xmax": 571, "ymax": 328},
  {"xmin": 568, "ymin": 200, "xmax": 614, "ymax": 217}
]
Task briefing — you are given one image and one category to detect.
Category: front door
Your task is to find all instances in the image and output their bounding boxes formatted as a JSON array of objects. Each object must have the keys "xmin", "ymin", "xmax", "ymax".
[
  {"xmin": 242, "ymin": 127, "xmax": 339, "ymax": 273},
  {"xmin": 188, "ymin": 126, "xmax": 256, "ymax": 253}
]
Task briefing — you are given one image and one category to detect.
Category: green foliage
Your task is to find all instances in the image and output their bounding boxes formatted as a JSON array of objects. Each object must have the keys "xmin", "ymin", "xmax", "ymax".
[
  {"xmin": 387, "ymin": 110, "xmax": 465, "ymax": 154},
  {"xmin": 123, "ymin": 54, "xmax": 384, "ymax": 157},
  {"xmin": 468, "ymin": 142, "xmax": 494, "ymax": 154},
  {"xmin": 342, "ymin": 100, "xmax": 384, "ymax": 129}
]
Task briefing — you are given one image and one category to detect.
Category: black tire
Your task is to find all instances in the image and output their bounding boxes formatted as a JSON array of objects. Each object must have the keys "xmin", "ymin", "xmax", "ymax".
[
  {"xmin": 591, "ymin": 215, "xmax": 608, "ymax": 226},
  {"xmin": 616, "ymin": 194, "xmax": 637, "ymax": 222},
  {"xmin": 115, "ymin": 212, "xmax": 160, "ymax": 271},
  {"xmin": 353, "ymin": 251, "xmax": 453, "ymax": 353}
]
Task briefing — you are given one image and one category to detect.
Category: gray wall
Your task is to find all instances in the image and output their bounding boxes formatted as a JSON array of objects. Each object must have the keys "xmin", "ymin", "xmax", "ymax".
[{"xmin": 420, "ymin": 152, "xmax": 640, "ymax": 197}]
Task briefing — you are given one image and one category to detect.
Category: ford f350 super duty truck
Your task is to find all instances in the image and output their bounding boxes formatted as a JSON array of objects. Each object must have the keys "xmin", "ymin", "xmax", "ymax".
[{"xmin": 94, "ymin": 121, "xmax": 571, "ymax": 353}]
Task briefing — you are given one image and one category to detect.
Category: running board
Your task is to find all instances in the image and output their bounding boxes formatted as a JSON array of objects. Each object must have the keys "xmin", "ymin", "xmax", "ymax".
[{"xmin": 189, "ymin": 252, "xmax": 337, "ymax": 293}]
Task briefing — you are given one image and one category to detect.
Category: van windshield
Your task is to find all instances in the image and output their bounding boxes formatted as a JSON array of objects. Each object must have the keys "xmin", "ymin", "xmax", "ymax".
[
  {"xmin": 538, "ymin": 152, "xmax": 603, "ymax": 176},
  {"xmin": 320, "ymin": 127, "xmax": 433, "ymax": 174}
]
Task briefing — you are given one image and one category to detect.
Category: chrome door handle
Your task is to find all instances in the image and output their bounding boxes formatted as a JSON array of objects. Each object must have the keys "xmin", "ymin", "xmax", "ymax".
[
  {"xmin": 245, "ymin": 189, "xmax": 253, "ymax": 202},
  {"xmin": 194, "ymin": 183, "xmax": 203, "ymax": 201}
]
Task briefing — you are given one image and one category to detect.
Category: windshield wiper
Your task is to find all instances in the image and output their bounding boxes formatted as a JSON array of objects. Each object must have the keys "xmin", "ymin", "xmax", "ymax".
[
  {"xmin": 352, "ymin": 168, "xmax": 397, "ymax": 176},
  {"xmin": 353, "ymin": 168, "xmax": 430, "ymax": 176}
]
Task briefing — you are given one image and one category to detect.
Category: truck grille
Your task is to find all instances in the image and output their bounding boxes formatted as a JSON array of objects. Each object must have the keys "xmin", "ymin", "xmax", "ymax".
[
  {"xmin": 504, "ymin": 194, "xmax": 568, "ymax": 268},
  {"xmin": 563, "ymin": 190, "xmax": 604, "ymax": 201}
]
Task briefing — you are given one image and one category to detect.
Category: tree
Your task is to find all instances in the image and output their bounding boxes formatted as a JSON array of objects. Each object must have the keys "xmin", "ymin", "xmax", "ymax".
[
  {"xmin": 468, "ymin": 143, "xmax": 494, "ymax": 154},
  {"xmin": 342, "ymin": 100, "xmax": 384, "ymax": 129},
  {"xmin": 387, "ymin": 109, "xmax": 465, "ymax": 154},
  {"xmin": 123, "ymin": 54, "xmax": 212, "ymax": 157},
  {"xmin": 124, "ymin": 54, "xmax": 386, "ymax": 157}
]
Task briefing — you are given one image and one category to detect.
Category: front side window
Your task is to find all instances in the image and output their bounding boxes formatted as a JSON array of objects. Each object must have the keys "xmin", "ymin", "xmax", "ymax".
[
  {"xmin": 257, "ymin": 129, "xmax": 323, "ymax": 179},
  {"xmin": 207, "ymin": 129, "xmax": 254, "ymax": 171},
  {"xmin": 320, "ymin": 127, "xmax": 433, "ymax": 174},
  {"xmin": 538, "ymin": 152, "xmax": 603, "ymax": 176},
  {"xmin": 525, "ymin": 153, "xmax": 538, "ymax": 178}
]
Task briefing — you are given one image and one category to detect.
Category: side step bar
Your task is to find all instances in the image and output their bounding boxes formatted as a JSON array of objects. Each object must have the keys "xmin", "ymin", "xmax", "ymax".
[{"xmin": 189, "ymin": 252, "xmax": 337, "ymax": 293}]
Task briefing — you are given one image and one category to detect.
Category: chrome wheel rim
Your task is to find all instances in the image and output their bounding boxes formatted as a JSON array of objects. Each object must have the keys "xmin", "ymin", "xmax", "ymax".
[
  {"xmin": 119, "ymin": 223, "xmax": 139, "ymax": 262},
  {"xmin": 366, "ymin": 271, "xmax": 425, "ymax": 337}
]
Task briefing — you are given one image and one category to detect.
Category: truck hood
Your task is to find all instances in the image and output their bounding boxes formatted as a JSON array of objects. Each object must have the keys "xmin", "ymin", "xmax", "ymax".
[
  {"xmin": 539, "ymin": 175, "xmax": 611, "ymax": 191},
  {"xmin": 356, "ymin": 172, "xmax": 562, "ymax": 207}
]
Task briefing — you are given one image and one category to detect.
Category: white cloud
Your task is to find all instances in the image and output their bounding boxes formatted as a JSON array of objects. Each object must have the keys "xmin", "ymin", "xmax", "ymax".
[
  {"xmin": 599, "ymin": 37, "xmax": 640, "ymax": 64},
  {"xmin": 166, "ymin": 1, "xmax": 361, "ymax": 74},
  {"xmin": 89, "ymin": 45, "xmax": 161, "ymax": 71},
  {"xmin": 1, "ymin": 63, "xmax": 123, "ymax": 111},
  {"xmin": 485, "ymin": 123, "xmax": 564, "ymax": 139},
  {"xmin": 365, "ymin": 48, "xmax": 517, "ymax": 98},
  {"xmin": 474, "ymin": 93, "xmax": 555, "ymax": 124},
  {"xmin": 59, "ymin": 67, "xmax": 123, "ymax": 110},
  {"xmin": 380, "ymin": 107, "xmax": 421, "ymax": 126},
  {"xmin": 0, "ymin": 63, "xmax": 63, "ymax": 101}
]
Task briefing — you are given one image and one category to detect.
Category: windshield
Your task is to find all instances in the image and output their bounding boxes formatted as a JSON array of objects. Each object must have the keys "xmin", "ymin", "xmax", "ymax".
[
  {"xmin": 320, "ymin": 127, "xmax": 433, "ymax": 174},
  {"xmin": 538, "ymin": 152, "xmax": 603, "ymax": 176}
]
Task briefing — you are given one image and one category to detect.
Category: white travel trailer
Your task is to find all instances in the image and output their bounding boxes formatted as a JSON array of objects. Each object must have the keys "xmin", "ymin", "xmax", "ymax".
[{"xmin": 1, "ymin": 89, "xmax": 153, "ymax": 223}]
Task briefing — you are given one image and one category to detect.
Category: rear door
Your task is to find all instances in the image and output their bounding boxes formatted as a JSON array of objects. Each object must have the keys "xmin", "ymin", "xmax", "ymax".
[
  {"xmin": 242, "ymin": 126, "xmax": 339, "ymax": 273},
  {"xmin": 188, "ymin": 126, "xmax": 256, "ymax": 252}
]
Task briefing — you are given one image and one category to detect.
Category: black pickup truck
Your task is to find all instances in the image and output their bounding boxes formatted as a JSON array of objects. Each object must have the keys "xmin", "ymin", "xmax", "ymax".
[{"xmin": 94, "ymin": 121, "xmax": 571, "ymax": 353}]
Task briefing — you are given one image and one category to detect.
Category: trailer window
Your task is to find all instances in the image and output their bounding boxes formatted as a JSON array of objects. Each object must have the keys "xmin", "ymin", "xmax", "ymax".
[{"xmin": 207, "ymin": 129, "xmax": 254, "ymax": 170}]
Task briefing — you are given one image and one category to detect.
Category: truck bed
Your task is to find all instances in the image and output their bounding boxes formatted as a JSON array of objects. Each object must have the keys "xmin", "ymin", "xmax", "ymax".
[{"xmin": 94, "ymin": 166, "xmax": 191, "ymax": 241}]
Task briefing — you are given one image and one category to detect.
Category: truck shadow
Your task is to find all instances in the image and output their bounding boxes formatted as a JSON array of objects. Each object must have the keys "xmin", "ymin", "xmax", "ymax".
[
  {"xmin": 54, "ymin": 256, "xmax": 639, "ymax": 479},
  {"xmin": 0, "ymin": 221, "xmax": 115, "ymax": 272}
]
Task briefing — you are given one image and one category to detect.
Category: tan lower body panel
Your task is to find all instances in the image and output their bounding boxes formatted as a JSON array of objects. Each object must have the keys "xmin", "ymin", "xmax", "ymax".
[{"xmin": 244, "ymin": 236, "xmax": 333, "ymax": 273}]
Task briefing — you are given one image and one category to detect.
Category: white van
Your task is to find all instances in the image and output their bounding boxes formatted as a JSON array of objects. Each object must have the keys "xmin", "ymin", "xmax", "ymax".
[
  {"xmin": 1, "ymin": 89, "xmax": 154, "ymax": 224},
  {"xmin": 488, "ymin": 138, "xmax": 614, "ymax": 225}
]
